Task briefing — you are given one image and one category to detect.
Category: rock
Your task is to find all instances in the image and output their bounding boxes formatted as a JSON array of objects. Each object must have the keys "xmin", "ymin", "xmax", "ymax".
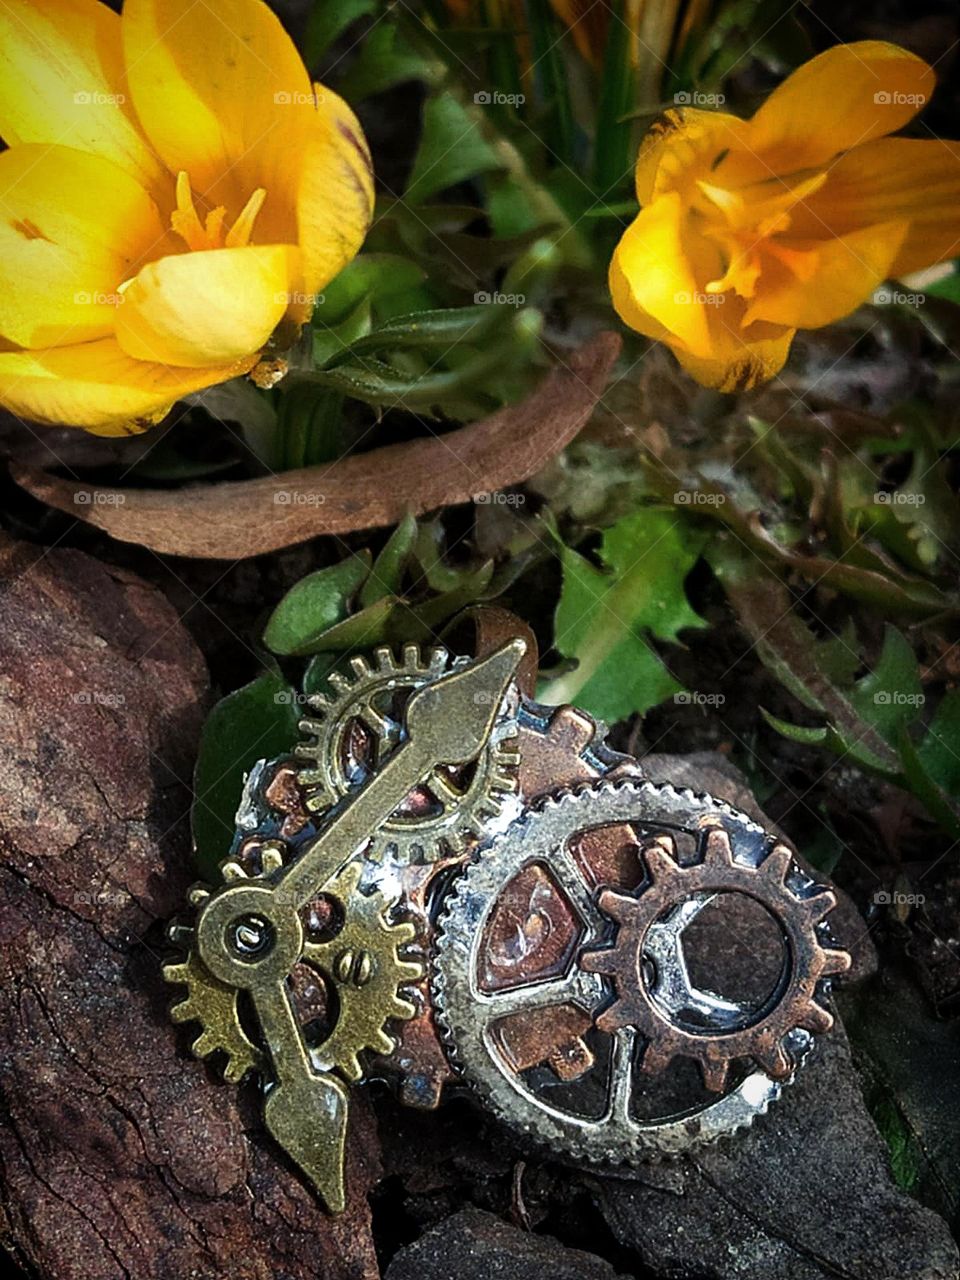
[
  {"xmin": 384, "ymin": 1206, "xmax": 626, "ymax": 1280},
  {"xmin": 0, "ymin": 536, "xmax": 380, "ymax": 1280},
  {"xmin": 591, "ymin": 751, "xmax": 959, "ymax": 1280}
]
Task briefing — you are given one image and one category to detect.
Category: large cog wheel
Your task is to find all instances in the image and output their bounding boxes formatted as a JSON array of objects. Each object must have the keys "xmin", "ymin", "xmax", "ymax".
[
  {"xmin": 295, "ymin": 644, "xmax": 520, "ymax": 864},
  {"xmin": 165, "ymin": 846, "xmax": 423, "ymax": 1087},
  {"xmin": 432, "ymin": 779, "xmax": 848, "ymax": 1165}
]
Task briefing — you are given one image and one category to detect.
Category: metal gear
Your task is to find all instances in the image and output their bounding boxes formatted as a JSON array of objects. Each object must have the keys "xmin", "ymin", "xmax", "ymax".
[
  {"xmin": 581, "ymin": 824, "xmax": 851, "ymax": 1093},
  {"xmin": 165, "ymin": 845, "xmax": 423, "ymax": 1087},
  {"xmin": 432, "ymin": 778, "xmax": 848, "ymax": 1165},
  {"xmin": 294, "ymin": 643, "xmax": 520, "ymax": 864}
]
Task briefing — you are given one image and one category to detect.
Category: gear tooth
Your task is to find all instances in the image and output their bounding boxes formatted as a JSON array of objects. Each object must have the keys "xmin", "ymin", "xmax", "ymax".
[
  {"xmin": 169, "ymin": 998, "xmax": 195, "ymax": 1023},
  {"xmin": 298, "ymin": 717, "xmax": 327, "ymax": 738},
  {"xmin": 699, "ymin": 1057, "xmax": 729, "ymax": 1092},
  {"xmin": 803, "ymin": 890, "xmax": 838, "ymax": 923},
  {"xmin": 191, "ymin": 1031, "xmax": 218, "ymax": 1058},
  {"xmin": 596, "ymin": 999, "xmax": 631, "ymax": 1034},
  {"xmin": 798, "ymin": 1002, "xmax": 833, "ymax": 1034},
  {"xmin": 187, "ymin": 885, "xmax": 211, "ymax": 907},
  {"xmin": 580, "ymin": 946, "xmax": 613, "ymax": 975},
  {"xmin": 597, "ymin": 888, "xmax": 635, "ymax": 923},
  {"xmin": 260, "ymin": 844, "xmax": 284, "ymax": 874},
  {"xmin": 328, "ymin": 670, "xmax": 353, "ymax": 693},
  {"xmin": 700, "ymin": 825, "xmax": 734, "ymax": 866},
  {"xmin": 375, "ymin": 1030, "xmax": 396, "ymax": 1055},
  {"xmin": 306, "ymin": 691, "xmax": 331, "ymax": 712},
  {"xmin": 426, "ymin": 646, "xmax": 448, "ymax": 674},
  {"xmin": 166, "ymin": 923, "xmax": 194, "ymax": 947},
  {"xmin": 393, "ymin": 995, "xmax": 417, "ymax": 1020},
  {"xmin": 222, "ymin": 1057, "xmax": 249, "ymax": 1085},
  {"xmin": 758, "ymin": 1041, "xmax": 793, "ymax": 1080},
  {"xmin": 163, "ymin": 961, "xmax": 189, "ymax": 985},
  {"xmin": 342, "ymin": 1054, "xmax": 363, "ymax": 1082},
  {"xmin": 402, "ymin": 642, "xmax": 421, "ymax": 670},
  {"xmin": 640, "ymin": 1043, "xmax": 675, "ymax": 1077},
  {"xmin": 349, "ymin": 654, "xmax": 372, "ymax": 679},
  {"xmin": 399, "ymin": 960, "xmax": 424, "ymax": 984},
  {"xmin": 760, "ymin": 843, "xmax": 793, "ymax": 883},
  {"xmin": 374, "ymin": 646, "xmax": 397, "ymax": 672},
  {"xmin": 446, "ymin": 828, "xmax": 465, "ymax": 854},
  {"xmin": 220, "ymin": 861, "xmax": 247, "ymax": 883},
  {"xmin": 642, "ymin": 837, "xmax": 680, "ymax": 881},
  {"xmin": 819, "ymin": 948, "xmax": 851, "ymax": 977}
]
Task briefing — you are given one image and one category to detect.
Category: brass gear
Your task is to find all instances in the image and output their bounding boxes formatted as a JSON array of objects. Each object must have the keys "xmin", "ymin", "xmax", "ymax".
[
  {"xmin": 581, "ymin": 823, "xmax": 852, "ymax": 1093},
  {"xmin": 294, "ymin": 643, "xmax": 520, "ymax": 864},
  {"xmin": 164, "ymin": 845, "xmax": 423, "ymax": 1086}
]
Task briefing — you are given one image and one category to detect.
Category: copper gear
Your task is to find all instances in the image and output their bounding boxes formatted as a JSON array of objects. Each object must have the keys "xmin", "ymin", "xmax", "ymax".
[
  {"xmin": 294, "ymin": 643, "xmax": 520, "ymax": 864},
  {"xmin": 581, "ymin": 823, "xmax": 852, "ymax": 1093}
]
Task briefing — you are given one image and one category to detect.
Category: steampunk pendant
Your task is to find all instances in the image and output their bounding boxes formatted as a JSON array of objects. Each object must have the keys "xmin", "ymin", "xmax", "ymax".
[{"xmin": 164, "ymin": 632, "xmax": 850, "ymax": 1211}]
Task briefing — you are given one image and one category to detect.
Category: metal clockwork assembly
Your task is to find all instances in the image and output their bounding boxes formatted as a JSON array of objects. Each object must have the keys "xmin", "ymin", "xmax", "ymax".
[{"xmin": 164, "ymin": 625, "xmax": 851, "ymax": 1211}]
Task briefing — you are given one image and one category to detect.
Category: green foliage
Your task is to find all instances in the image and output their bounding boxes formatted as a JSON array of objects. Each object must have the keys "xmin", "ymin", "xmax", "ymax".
[
  {"xmin": 192, "ymin": 672, "xmax": 301, "ymax": 877},
  {"xmin": 540, "ymin": 509, "xmax": 708, "ymax": 723}
]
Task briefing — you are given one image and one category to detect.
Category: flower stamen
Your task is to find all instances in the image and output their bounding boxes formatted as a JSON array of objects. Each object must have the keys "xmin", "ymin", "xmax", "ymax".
[{"xmin": 170, "ymin": 171, "xmax": 267, "ymax": 252}]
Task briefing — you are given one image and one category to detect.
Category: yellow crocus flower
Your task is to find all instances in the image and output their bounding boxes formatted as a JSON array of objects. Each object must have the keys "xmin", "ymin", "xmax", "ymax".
[
  {"xmin": 610, "ymin": 41, "xmax": 960, "ymax": 391},
  {"xmin": 0, "ymin": 0, "xmax": 374, "ymax": 434}
]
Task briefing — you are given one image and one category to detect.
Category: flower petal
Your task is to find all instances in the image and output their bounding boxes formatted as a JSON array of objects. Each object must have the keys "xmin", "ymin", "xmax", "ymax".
[
  {"xmin": 673, "ymin": 325, "xmax": 794, "ymax": 393},
  {"xmin": 122, "ymin": 0, "xmax": 312, "ymax": 236},
  {"xmin": 296, "ymin": 88, "xmax": 375, "ymax": 304},
  {"xmin": 0, "ymin": 338, "xmax": 256, "ymax": 433},
  {"xmin": 609, "ymin": 194, "xmax": 721, "ymax": 358},
  {"xmin": 745, "ymin": 221, "xmax": 908, "ymax": 329},
  {"xmin": 0, "ymin": 0, "xmax": 163, "ymax": 196},
  {"xmin": 0, "ymin": 144, "xmax": 168, "ymax": 350},
  {"xmin": 115, "ymin": 244, "xmax": 298, "ymax": 368},
  {"xmin": 790, "ymin": 137, "xmax": 960, "ymax": 277},
  {"xmin": 635, "ymin": 108, "xmax": 753, "ymax": 204},
  {"xmin": 749, "ymin": 41, "xmax": 936, "ymax": 170}
]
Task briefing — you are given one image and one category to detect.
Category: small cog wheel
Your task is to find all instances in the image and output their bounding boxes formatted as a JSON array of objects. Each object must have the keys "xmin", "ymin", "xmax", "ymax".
[
  {"xmin": 580, "ymin": 823, "xmax": 852, "ymax": 1093},
  {"xmin": 165, "ymin": 844, "xmax": 424, "ymax": 1086},
  {"xmin": 295, "ymin": 643, "xmax": 520, "ymax": 864}
]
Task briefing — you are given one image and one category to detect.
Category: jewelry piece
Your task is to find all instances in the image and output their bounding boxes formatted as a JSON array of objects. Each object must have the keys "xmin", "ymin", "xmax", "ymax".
[{"xmin": 165, "ymin": 636, "xmax": 850, "ymax": 1210}]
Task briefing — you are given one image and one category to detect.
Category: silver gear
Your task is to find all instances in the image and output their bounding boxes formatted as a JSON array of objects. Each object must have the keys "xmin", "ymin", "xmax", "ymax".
[
  {"xmin": 295, "ymin": 643, "xmax": 520, "ymax": 864},
  {"xmin": 432, "ymin": 779, "xmax": 841, "ymax": 1165}
]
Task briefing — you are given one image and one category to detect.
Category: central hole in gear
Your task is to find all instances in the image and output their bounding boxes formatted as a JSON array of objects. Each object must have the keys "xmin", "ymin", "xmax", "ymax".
[
  {"xmin": 230, "ymin": 914, "xmax": 275, "ymax": 960},
  {"xmin": 646, "ymin": 892, "xmax": 789, "ymax": 1034}
]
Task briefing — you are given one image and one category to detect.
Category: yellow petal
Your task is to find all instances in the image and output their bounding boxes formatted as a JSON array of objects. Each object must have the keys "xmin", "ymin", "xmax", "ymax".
[
  {"xmin": 634, "ymin": 108, "xmax": 751, "ymax": 204},
  {"xmin": 609, "ymin": 194, "xmax": 721, "ymax": 358},
  {"xmin": 115, "ymin": 245, "xmax": 298, "ymax": 368},
  {"xmin": 790, "ymin": 137, "xmax": 960, "ymax": 277},
  {"xmin": 0, "ymin": 144, "xmax": 167, "ymax": 350},
  {"xmin": 744, "ymin": 221, "xmax": 908, "ymax": 329},
  {"xmin": 122, "ymin": 0, "xmax": 312, "ymax": 237},
  {"xmin": 749, "ymin": 41, "xmax": 936, "ymax": 170},
  {"xmin": 0, "ymin": 339, "xmax": 256, "ymax": 433},
  {"xmin": 673, "ymin": 325, "xmax": 794, "ymax": 393},
  {"xmin": 296, "ymin": 88, "xmax": 375, "ymax": 304},
  {"xmin": 0, "ymin": 0, "xmax": 163, "ymax": 196}
]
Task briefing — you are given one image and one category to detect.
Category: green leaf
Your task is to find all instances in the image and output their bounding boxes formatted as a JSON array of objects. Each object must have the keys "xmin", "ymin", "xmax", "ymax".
[
  {"xmin": 192, "ymin": 672, "xmax": 301, "ymax": 878},
  {"xmin": 339, "ymin": 22, "xmax": 437, "ymax": 101},
  {"xmin": 405, "ymin": 90, "xmax": 503, "ymax": 204},
  {"xmin": 848, "ymin": 626, "xmax": 924, "ymax": 744},
  {"xmin": 303, "ymin": 0, "xmax": 377, "ymax": 61},
  {"xmin": 262, "ymin": 552, "xmax": 372, "ymax": 657},
  {"xmin": 361, "ymin": 513, "xmax": 417, "ymax": 606},
  {"xmin": 298, "ymin": 595, "xmax": 403, "ymax": 654},
  {"xmin": 540, "ymin": 510, "xmax": 707, "ymax": 723},
  {"xmin": 317, "ymin": 254, "xmax": 428, "ymax": 325},
  {"xmin": 916, "ymin": 690, "xmax": 960, "ymax": 796}
]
